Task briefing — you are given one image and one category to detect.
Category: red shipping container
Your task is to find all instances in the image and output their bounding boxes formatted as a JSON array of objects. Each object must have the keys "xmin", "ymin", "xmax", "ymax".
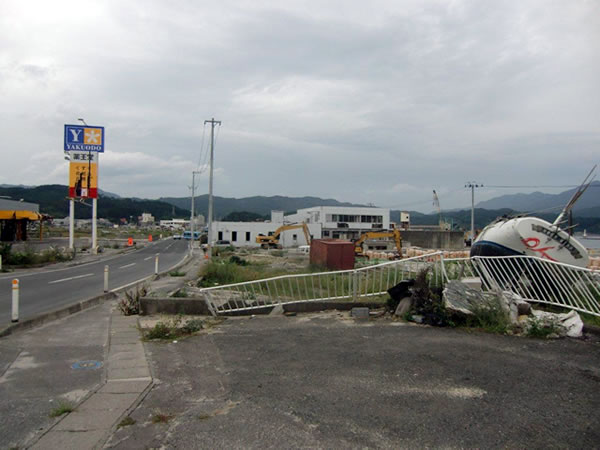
[{"xmin": 310, "ymin": 239, "xmax": 355, "ymax": 271}]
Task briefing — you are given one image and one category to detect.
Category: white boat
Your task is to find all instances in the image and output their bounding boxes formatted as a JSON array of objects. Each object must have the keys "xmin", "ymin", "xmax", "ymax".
[{"xmin": 471, "ymin": 166, "xmax": 596, "ymax": 268}]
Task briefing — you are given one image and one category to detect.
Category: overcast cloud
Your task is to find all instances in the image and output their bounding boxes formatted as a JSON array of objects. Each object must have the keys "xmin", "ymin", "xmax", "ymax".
[{"xmin": 1, "ymin": 0, "xmax": 598, "ymax": 212}]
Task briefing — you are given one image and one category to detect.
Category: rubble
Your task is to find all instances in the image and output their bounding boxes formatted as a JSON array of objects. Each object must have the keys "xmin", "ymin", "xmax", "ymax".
[{"xmin": 442, "ymin": 280, "xmax": 584, "ymax": 338}]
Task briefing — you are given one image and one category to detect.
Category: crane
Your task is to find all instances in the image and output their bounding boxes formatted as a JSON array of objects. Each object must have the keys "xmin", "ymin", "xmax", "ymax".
[{"xmin": 433, "ymin": 190, "xmax": 451, "ymax": 231}]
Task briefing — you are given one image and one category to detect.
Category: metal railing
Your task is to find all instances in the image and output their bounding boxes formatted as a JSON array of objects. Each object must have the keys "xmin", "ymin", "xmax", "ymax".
[
  {"xmin": 200, "ymin": 253, "xmax": 443, "ymax": 315},
  {"xmin": 469, "ymin": 255, "xmax": 600, "ymax": 317}
]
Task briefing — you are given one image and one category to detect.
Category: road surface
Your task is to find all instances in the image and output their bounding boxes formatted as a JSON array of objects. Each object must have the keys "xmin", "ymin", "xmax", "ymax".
[{"xmin": 0, "ymin": 238, "xmax": 188, "ymax": 325}]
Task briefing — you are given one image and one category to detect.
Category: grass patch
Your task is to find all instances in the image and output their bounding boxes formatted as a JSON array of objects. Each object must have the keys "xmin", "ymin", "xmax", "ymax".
[
  {"xmin": 172, "ymin": 288, "xmax": 188, "ymax": 297},
  {"xmin": 152, "ymin": 412, "xmax": 174, "ymax": 424},
  {"xmin": 464, "ymin": 294, "xmax": 511, "ymax": 334},
  {"xmin": 49, "ymin": 402, "xmax": 74, "ymax": 417},
  {"xmin": 118, "ymin": 416, "xmax": 136, "ymax": 428},
  {"xmin": 143, "ymin": 317, "xmax": 223, "ymax": 341},
  {"xmin": 169, "ymin": 270, "xmax": 186, "ymax": 277},
  {"xmin": 526, "ymin": 316, "xmax": 564, "ymax": 339}
]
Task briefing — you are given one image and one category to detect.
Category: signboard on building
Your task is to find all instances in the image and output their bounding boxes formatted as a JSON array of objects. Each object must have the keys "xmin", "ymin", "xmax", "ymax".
[
  {"xmin": 68, "ymin": 151, "xmax": 98, "ymax": 198},
  {"xmin": 64, "ymin": 125, "xmax": 105, "ymax": 152}
]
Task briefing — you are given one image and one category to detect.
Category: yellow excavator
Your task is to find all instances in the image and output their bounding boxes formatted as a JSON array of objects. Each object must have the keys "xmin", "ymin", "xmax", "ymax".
[
  {"xmin": 354, "ymin": 229, "xmax": 402, "ymax": 256},
  {"xmin": 256, "ymin": 223, "xmax": 312, "ymax": 249}
]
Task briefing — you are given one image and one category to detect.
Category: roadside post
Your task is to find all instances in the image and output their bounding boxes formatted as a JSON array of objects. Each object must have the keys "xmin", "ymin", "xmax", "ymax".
[
  {"xmin": 104, "ymin": 265, "xmax": 109, "ymax": 292},
  {"xmin": 155, "ymin": 253, "xmax": 159, "ymax": 275},
  {"xmin": 12, "ymin": 279, "xmax": 19, "ymax": 323},
  {"xmin": 0, "ymin": 254, "xmax": 2, "ymax": 271}
]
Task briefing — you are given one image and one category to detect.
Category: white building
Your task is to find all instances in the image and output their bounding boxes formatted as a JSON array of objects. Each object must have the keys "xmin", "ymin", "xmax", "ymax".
[
  {"xmin": 285, "ymin": 206, "xmax": 390, "ymax": 240},
  {"xmin": 140, "ymin": 213, "xmax": 155, "ymax": 224},
  {"xmin": 159, "ymin": 219, "xmax": 189, "ymax": 229},
  {"xmin": 210, "ymin": 206, "xmax": 389, "ymax": 247}
]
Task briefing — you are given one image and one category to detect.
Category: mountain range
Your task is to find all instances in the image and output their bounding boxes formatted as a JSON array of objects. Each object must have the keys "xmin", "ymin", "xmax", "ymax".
[
  {"xmin": 476, "ymin": 181, "xmax": 600, "ymax": 217},
  {"xmin": 1, "ymin": 184, "xmax": 599, "ymax": 233}
]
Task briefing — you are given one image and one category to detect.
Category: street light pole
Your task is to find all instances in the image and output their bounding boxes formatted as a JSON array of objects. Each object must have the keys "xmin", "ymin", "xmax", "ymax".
[
  {"xmin": 465, "ymin": 182, "xmax": 482, "ymax": 246},
  {"xmin": 190, "ymin": 170, "xmax": 201, "ymax": 254},
  {"xmin": 204, "ymin": 118, "xmax": 221, "ymax": 259}
]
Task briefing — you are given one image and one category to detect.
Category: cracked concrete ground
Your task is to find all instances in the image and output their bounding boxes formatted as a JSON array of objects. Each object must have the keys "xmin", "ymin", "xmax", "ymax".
[{"xmin": 105, "ymin": 314, "xmax": 600, "ymax": 449}]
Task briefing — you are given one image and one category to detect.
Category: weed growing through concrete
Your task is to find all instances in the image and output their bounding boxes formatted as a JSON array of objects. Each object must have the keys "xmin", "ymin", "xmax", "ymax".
[
  {"xmin": 118, "ymin": 285, "xmax": 147, "ymax": 315},
  {"xmin": 172, "ymin": 288, "xmax": 188, "ymax": 297},
  {"xmin": 152, "ymin": 412, "xmax": 174, "ymax": 424},
  {"xmin": 526, "ymin": 316, "xmax": 564, "ymax": 338},
  {"xmin": 465, "ymin": 295, "xmax": 511, "ymax": 334},
  {"xmin": 118, "ymin": 416, "xmax": 136, "ymax": 428},
  {"xmin": 49, "ymin": 402, "xmax": 74, "ymax": 417},
  {"xmin": 143, "ymin": 317, "xmax": 223, "ymax": 341},
  {"xmin": 169, "ymin": 270, "xmax": 186, "ymax": 277}
]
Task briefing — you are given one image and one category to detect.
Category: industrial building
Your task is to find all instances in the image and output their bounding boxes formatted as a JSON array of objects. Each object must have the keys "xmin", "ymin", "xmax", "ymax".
[{"xmin": 211, "ymin": 207, "xmax": 389, "ymax": 248}]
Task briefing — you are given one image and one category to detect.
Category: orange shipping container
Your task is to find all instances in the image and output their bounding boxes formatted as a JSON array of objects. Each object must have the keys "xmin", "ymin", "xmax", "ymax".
[{"xmin": 310, "ymin": 239, "xmax": 355, "ymax": 271}]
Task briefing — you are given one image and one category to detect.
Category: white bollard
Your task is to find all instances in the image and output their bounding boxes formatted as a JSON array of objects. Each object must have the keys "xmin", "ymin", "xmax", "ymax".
[
  {"xmin": 155, "ymin": 253, "xmax": 159, "ymax": 275},
  {"xmin": 104, "ymin": 265, "xmax": 109, "ymax": 293},
  {"xmin": 0, "ymin": 254, "xmax": 2, "ymax": 272},
  {"xmin": 12, "ymin": 279, "xmax": 19, "ymax": 323}
]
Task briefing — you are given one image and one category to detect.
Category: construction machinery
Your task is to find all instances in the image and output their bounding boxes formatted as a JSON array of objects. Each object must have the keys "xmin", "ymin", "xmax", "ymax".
[
  {"xmin": 354, "ymin": 229, "xmax": 402, "ymax": 256},
  {"xmin": 256, "ymin": 223, "xmax": 311, "ymax": 249}
]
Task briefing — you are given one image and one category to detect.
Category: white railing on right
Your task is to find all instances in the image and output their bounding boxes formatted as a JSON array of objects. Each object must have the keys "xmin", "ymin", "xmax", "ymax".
[{"xmin": 467, "ymin": 255, "xmax": 600, "ymax": 317}]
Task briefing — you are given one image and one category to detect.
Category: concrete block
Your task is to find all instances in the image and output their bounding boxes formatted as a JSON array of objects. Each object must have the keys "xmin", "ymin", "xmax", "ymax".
[
  {"xmin": 351, "ymin": 307, "xmax": 370, "ymax": 320},
  {"xmin": 31, "ymin": 430, "xmax": 107, "ymax": 449},
  {"xmin": 108, "ymin": 366, "xmax": 151, "ymax": 380},
  {"xmin": 78, "ymin": 393, "xmax": 140, "ymax": 411},
  {"xmin": 98, "ymin": 379, "xmax": 151, "ymax": 394},
  {"xmin": 460, "ymin": 277, "xmax": 482, "ymax": 291},
  {"xmin": 108, "ymin": 357, "xmax": 148, "ymax": 370},
  {"xmin": 394, "ymin": 297, "xmax": 413, "ymax": 317},
  {"xmin": 54, "ymin": 408, "xmax": 121, "ymax": 431}
]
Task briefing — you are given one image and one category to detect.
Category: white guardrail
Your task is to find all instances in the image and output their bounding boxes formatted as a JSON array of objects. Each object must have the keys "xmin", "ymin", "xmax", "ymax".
[
  {"xmin": 199, "ymin": 252, "xmax": 600, "ymax": 318},
  {"xmin": 200, "ymin": 253, "xmax": 444, "ymax": 315},
  {"xmin": 468, "ymin": 255, "xmax": 600, "ymax": 318}
]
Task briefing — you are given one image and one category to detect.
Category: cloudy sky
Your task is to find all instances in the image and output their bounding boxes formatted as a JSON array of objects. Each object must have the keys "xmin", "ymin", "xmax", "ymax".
[{"xmin": 1, "ymin": 0, "xmax": 598, "ymax": 212}]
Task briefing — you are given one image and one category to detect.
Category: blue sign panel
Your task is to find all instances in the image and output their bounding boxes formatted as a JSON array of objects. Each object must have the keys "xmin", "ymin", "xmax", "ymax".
[{"xmin": 64, "ymin": 124, "xmax": 105, "ymax": 152}]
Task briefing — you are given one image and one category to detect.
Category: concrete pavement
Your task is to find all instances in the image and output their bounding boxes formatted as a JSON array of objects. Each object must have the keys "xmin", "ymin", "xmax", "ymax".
[
  {"xmin": 30, "ymin": 310, "xmax": 151, "ymax": 449},
  {"xmin": 107, "ymin": 314, "xmax": 600, "ymax": 449}
]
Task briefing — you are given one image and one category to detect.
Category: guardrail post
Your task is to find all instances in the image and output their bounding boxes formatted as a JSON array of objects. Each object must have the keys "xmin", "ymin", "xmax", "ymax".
[
  {"xmin": 104, "ymin": 265, "xmax": 109, "ymax": 293},
  {"xmin": 155, "ymin": 253, "xmax": 159, "ymax": 275},
  {"xmin": 12, "ymin": 279, "xmax": 19, "ymax": 323},
  {"xmin": 352, "ymin": 270, "xmax": 358, "ymax": 302}
]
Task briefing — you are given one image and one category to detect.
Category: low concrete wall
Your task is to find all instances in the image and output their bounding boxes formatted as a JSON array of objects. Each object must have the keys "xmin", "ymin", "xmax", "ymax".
[
  {"xmin": 140, "ymin": 297, "xmax": 212, "ymax": 316},
  {"xmin": 140, "ymin": 297, "xmax": 386, "ymax": 316},
  {"xmin": 402, "ymin": 230, "xmax": 464, "ymax": 250}
]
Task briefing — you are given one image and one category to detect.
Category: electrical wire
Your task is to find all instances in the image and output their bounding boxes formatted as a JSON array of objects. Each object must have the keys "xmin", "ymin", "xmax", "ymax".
[{"xmin": 195, "ymin": 122, "xmax": 207, "ymax": 172}]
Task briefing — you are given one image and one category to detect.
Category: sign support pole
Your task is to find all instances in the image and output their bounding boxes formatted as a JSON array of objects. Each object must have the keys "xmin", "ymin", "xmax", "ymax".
[
  {"xmin": 92, "ymin": 198, "xmax": 98, "ymax": 254},
  {"xmin": 69, "ymin": 198, "xmax": 75, "ymax": 250}
]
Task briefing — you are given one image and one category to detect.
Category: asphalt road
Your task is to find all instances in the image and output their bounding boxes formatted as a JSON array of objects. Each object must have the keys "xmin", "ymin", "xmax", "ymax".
[
  {"xmin": 107, "ymin": 315, "xmax": 600, "ymax": 449},
  {"xmin": 0, "ymin": 238, "xmax": 188, "ymax": 324}
]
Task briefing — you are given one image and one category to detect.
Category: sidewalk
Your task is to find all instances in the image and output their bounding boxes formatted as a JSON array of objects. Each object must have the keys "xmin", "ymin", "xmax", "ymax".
[{"xmin": 0, "ymin": 251, "xmax": 202, "ymax": 448}]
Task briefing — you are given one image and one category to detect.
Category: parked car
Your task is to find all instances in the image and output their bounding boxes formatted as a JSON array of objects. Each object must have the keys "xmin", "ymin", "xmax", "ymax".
[{"xmin": 173, "ymin": 234, "xmax": 182, "ymax": 240}]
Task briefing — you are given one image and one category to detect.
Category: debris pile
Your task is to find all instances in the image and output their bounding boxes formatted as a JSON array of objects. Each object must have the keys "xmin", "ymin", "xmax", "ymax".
[{"xmin": 442, "ymin": 280, "xmax": 584, "ymax": 338}]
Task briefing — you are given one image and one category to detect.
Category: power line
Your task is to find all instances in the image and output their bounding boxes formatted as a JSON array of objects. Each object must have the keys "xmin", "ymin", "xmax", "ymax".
[{"xmin": 195, "ymin": 122, "xmax": 208, "ymax": 172}]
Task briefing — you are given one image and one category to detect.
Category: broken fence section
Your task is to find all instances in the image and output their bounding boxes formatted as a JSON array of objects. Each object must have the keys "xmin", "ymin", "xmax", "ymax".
[{"xmin": 200, "ymin": 253, "xmax": 444, "ymax": 315}]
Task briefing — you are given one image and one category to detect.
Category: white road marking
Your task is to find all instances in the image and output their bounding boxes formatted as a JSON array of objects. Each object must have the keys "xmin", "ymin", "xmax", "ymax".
[
  {"xmin": 166, "ymin": 244, "xmax": 173, "ymax": 250},
  {"xmin": 143, "ymin": 256, "xmax": 153, "ymax": 261},
  {"xmin": 48, "ymin": 273, "xmax": 94, "ymax": 284},
  {"xmin": 119, "ymin": 263, "xmax": 136, "ymax": 269}
]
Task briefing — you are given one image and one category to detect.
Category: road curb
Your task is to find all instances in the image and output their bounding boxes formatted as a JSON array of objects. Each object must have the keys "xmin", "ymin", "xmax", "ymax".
[
  {"xmin": 0, "ymin": 249, "xmax": 192, "ymax": 339},
  {"xmin": 0, "ymin": 292, "xmax": 117, "ymax": 338}
]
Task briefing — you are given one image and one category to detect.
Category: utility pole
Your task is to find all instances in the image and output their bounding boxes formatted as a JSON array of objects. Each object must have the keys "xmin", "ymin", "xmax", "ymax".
[
  {"xmin": 204, "ymin": 117, "xmax": 221, "ymax": 259},
  {"xmin": 465, "ymin": 182, "xmax": 482, "ymax": 246},
  {"xmin": 190, "ymin": 170, "xmax": 201, "ymax": 254}
]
